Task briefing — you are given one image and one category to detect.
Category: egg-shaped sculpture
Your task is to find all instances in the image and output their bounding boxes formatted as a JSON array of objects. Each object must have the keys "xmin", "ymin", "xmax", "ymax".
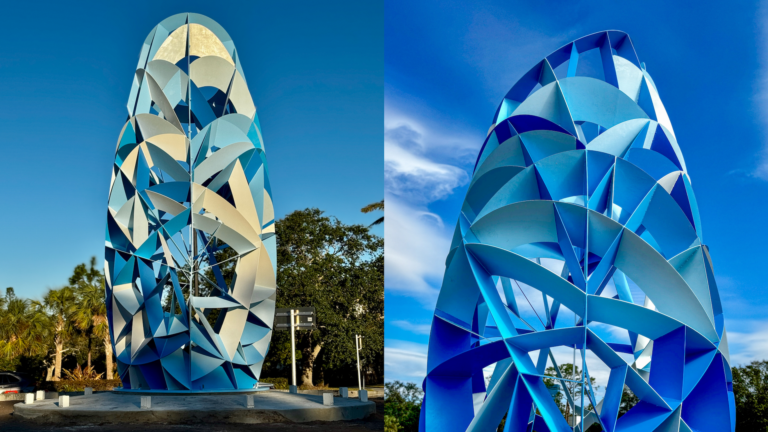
[
  {"xmin": 421, "ymin": 31, "xmax": 733, "ymax": 432},
  {"xmin": 105, "ymin": 13, "xmax": 276, "ymax": 391}
]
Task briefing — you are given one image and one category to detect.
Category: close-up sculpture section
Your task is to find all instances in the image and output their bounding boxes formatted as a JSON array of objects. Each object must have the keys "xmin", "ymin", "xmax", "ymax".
[
  {"xmin": 421, "ymin": 31, "xmax": 734, "ymax": 431},
  {"xmin": 105, "ymin": 13, "xmax": 276, "ymax": 391}
]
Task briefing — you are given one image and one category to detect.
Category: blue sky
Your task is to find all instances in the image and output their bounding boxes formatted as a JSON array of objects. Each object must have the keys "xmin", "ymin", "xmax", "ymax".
[
  {"xmin": 0, "ymin": 0, "xmax": 383, "ymax": 299},
  {"xmin": 384, "ymin": 0, "xmax": 768, "ymax": 384}
]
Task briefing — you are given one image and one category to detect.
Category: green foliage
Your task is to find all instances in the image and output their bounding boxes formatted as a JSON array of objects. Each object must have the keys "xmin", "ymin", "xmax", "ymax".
[
  {"xmin": 361, "ymin": 200, "xmax": 384, "ymax": 227},
  {"xmin": 384, "ymin": 415, "xmax": 402, "ymax": 432},
  {"xmin": 618, "ymin": 385, "xmax": 639, "ymax": 417},
  {"xmin": 260, "ymin": 377, "xmax": 290, "ymax": 389},
  {"xmin": 0, "ymin": 258, "xmax": 112, "ymax": 382},
  {"xmin": 0, "ymin": 290, "xmax": 51, "ymax": 359},
  {"xmin": 70, "ymin": 257, "xmax": 109, "ymax": 370},
  {"xmin": 384, "ymin": 381, "xmax": 422, "ymax": 432},
  {"xmin": 41, "ymin": 379, "xmax": 122, "ymax": 392},
  {"xmin": 263, "ymin": 208, "xmax": 384, "ymax": 386},
  {"xmin": 733, "ymin": 360, "xmax": 768, "ymax": 431}
]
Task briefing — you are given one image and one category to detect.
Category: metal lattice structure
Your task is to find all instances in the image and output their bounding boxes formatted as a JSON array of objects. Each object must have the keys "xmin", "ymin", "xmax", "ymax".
[
  {"xmin": 421, "ymin": 31, "xmax": 734, "ymax": 431},
  {"xmin": 105, "ymin": 13, "xmax": 276, "ymax": 391}
]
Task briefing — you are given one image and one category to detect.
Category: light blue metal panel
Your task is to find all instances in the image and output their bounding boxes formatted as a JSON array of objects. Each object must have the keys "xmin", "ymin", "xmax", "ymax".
[
  {"xmin": 512, "ymin": 81, "xmax": 577, "ymax": 136},
  {"xmin": 559, "ymin": 77, "xmax": 649, "ymax": 128},
  {"xmin": 587, "ymin": 119, "xmax": 649, "ymax": 156}
]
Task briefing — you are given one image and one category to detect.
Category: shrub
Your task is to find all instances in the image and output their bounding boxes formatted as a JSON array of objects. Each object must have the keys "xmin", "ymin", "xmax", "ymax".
[
  {"xmin": 62, "ymin": 364, "xmax": 103, "ymax": 380},
  {"xmin": 40, "ymin": 379, "xmax": 122, "ymax": 392},
  {"xmin": 385, "ymin": 415, "xmax": 402, "ymax": 432},
  {"xmin": 260, "ymin": 377, "xmax": 289, "ymax": 389}
]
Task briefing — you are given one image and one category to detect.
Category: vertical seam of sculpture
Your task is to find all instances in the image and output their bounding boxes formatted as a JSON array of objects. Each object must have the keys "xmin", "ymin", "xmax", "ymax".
[
  {"xmin": 421, "ymin": 31, "xmax": 734, "ymax": 432},
  {"xmin": 105, "ymin": 13, "xmax": 277, "ymax": 391}
]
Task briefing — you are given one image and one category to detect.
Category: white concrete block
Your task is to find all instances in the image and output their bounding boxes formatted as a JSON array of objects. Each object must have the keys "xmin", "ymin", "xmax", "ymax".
[
  {"xmin": 322, "ymin": 392, "xmax": 334, "ymax": 406},
  {"xmin": 289, "ymin": 385, "xmax": 298, "ymax": 394},
  {"xmin": 339, "ymin": 387, "xmax": 349, "ymax": 398},
  {"xmin": 24, "ymin": 393, "xmax": 34, "ymax": 404},
  {"xmin": 359, "ymin": 389, "xmax": 368, "ymax": 402},
  {"xmin": 59, "ymin": 395, "xmax": 69, "ymax": 408},
  {"xmin": 246, "ymin": 395, "xmax": 254, "ymax": 408},
  {"xmin": 84, "ymin": 387, "xmax": 93, "ymax": 395},
  {"xmin": 35, "ymin": 390, "xmax": 45, "ymax": 401},
  {"xmin": 141, "ymin": 396, "xmax": 151, "ymax": 409}
]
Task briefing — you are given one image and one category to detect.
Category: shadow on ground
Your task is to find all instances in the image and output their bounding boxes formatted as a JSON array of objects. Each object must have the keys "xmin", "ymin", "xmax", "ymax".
[{"xmin": 0, "ymin": 398, "xmax": 384, "ymax": 432}]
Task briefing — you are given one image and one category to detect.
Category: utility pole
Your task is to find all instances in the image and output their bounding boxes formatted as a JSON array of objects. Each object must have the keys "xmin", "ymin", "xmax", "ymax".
[{"xmin": 291, "ymin": 309, "xmax": 297, "ymax": 387}]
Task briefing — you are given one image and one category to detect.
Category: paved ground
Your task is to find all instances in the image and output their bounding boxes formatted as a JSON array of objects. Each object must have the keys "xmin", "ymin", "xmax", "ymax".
[{"xmin": 0, "ymin": 398, "xmax": 383, "ymax": 431}]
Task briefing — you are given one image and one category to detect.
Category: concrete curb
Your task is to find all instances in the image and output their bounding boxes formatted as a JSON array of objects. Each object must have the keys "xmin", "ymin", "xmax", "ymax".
[
  {"xmin": 273, "ymin": 388, "xmax": 385, "ymax": 398},
  {"xmin": 13, "ymin": 391, "xmax": 376, "ymax": 425}
]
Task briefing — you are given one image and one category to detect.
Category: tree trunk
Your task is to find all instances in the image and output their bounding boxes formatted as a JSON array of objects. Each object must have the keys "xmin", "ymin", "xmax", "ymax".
[
  {"xmin": 54, "ymin": 338, "xmax": 63, "ymax": 381},
  {"xmin": 53, "ymin": 318, "xmax": 64, "ymax": 381},
  {"xmin": 300, "ymin": 344, "xmax": 322, "ymax": 387},
  {"xmin": 104, "ymin": 334, "xmax": 113, "ymax": 380},
  {"xmin": 46, "ymin": 365, "xmax": 54, "ymax": 382},
  {"xmin": 87, "ymin": 332, "xmax": 92, "ymax": 370}
]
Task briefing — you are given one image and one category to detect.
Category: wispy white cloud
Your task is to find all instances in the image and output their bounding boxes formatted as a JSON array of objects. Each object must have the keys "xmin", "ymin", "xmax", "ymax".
[
  {"xmin": 384, "ymin": 104, "xmax": 477, "ymax": 305},
  {"xmin": 385, "ymin": 141, "xmax": 468, "ymax": 203},
  {"xmin": 385, "ymin": 105, "xmax": 479, "ymax": 167},
  {"xmin": 384, "ymin": 106, "xmax": 474, "ymax": 204},
  {"xmin": 391, "ymin": 319, "xmax": 432, "ymax": 335},
  {"xmin": 384, "ymin": 196, "xmax": 449, "ymax": 305},
  {"xmin": 385, "ymin": 340, "xmax": 429, "ymax": 383},
  {"xmin": 724, "ymin": 320, "xmax": 768, "ymax": 366}
]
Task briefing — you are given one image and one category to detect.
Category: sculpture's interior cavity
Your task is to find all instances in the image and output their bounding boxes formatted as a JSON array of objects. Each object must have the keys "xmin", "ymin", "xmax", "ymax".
[
  {"xmin": 422, "ymin": 31, "xmax": 733, "ymax": 432},
  {"xmin": 105, "ymin": 13, "xmax": 276, "ymax": 391}
]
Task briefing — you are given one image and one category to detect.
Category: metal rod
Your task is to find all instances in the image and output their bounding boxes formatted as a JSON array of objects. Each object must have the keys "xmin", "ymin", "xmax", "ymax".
[
  {"xmin": 192, "ymin": 229, "xmax": 198, "ymax": 297},
  {"xmin": 291, "ymin": 309, "xmax": 297, "ymax": 387}
]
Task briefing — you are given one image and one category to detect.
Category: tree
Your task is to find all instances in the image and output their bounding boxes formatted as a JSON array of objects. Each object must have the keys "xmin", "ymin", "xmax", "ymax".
[
  {"xmin": 544, "ymin": 363, "xmax": 598, "ymax": 425},
  {"xmin": 0, "ymin": 288, "xmax": 50, "ymax": 361},
  {"xmin": 618, "ymin": 385, "xmax": 639, "ymax": 417},
  {"xmin": 270, "ymin": 208, "xmax": 383, "ymax": 387},
  {"xmin": 70, "ymin": 257, "xmax": 112, "ymax": 378},
  {"xmin": 733, "ymin": 360, "xmax": 768, "ymax": 431},
  {"xmin": 361, "ymin": 200, "xmax": 384, "ymax": 227},
  {"xmin": 41, "ymin": 287, "xmax": 76, "ymax": 381},
  {"xmin": 385, "ymin": 380, "xmax": 423, "ymax": 432}
]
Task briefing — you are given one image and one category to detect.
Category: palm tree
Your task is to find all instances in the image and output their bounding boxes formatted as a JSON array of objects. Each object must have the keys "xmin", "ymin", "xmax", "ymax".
[
  {"xmin": 361, "ymin": 200, "xmax": 384, "ymax": 227},
  {"xmin": 69, "ymin": 257, "xmax": 112, "ymax": 379},
  {"xmin": 0, "ymin": 290, "xmax": 50, "ymax": 361},
  {"xmin": 42, "ymin": 287, "xmax": 76, "ymax": 381},
  {"xmin": 70, "ymin": 257, "xmax": 112, "ymax": 378}
]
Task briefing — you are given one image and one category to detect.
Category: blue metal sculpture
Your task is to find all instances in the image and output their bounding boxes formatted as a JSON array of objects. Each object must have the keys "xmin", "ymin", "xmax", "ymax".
[
  {"xmin": 421, "ymin": 31, "xmax": 734, "ymax": 431},
  {"xmin": 105, "ymin": 13, "xmax": 276, "ymax": 391}
]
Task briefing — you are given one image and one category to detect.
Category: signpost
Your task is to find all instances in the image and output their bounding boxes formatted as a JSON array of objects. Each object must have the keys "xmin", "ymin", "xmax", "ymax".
[
  {"xmin": 355, "ymin": 334, "xmax": 363, "ymax": 390},
  {"xmin": 275, "ymin": 307, "xmax": 316, "ymax": 390}
]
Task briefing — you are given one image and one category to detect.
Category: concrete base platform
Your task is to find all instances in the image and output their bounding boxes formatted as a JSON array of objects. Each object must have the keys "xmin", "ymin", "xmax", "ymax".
[
  {"xmin": 14, "ymin": 391, "xmax": 375, "ymax": 425},
  {"xmin": 112, "ymin": 387, "xmax": 270, "ymax": 396}
]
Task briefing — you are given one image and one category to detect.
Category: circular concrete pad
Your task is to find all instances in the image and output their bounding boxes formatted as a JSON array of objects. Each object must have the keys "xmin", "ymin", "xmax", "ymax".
[{"xmin": 14, "ymin": 391, "xmax": 375, "ymax": 425}]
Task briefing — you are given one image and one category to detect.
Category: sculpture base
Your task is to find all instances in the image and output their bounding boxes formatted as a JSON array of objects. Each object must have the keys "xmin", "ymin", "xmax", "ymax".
[
  {"xmin": 112, "ymin": 386, "xmax": 270, "ymax": 396},
  {"xmin": 14, "ymin": 391, "xmax": 375, "ymax": 424}
]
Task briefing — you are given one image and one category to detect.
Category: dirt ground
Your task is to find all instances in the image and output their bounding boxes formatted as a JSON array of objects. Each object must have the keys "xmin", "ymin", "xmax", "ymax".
[{"xmin": 0, "ymin": 398, "xmax": 384, "ymax": 432}]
